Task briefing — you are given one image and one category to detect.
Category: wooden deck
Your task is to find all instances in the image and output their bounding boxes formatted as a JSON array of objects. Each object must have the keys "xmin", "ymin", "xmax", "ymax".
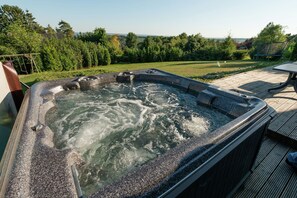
[
  {"xmin": 234, "ymin": 137, "xmax": 297, "ymax": 197},
  {"xmin": 211, "ymin": 66, "xmax": 297, "ymax": 197},
  {"xmin": 212, "ymin": 66, "xmax": 297, "ymax": 147}
]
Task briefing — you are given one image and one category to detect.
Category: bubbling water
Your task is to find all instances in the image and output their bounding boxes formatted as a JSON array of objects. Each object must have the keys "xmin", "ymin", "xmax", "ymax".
[{"xmin": 46, "ymin": 82, "xmax": 232, "ymax": 195}]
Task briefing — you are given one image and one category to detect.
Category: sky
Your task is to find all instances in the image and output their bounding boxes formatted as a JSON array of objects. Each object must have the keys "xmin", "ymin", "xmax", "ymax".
[{"xmin": 1, "ymin": 0, "xmax": 297, "ymax": 38}]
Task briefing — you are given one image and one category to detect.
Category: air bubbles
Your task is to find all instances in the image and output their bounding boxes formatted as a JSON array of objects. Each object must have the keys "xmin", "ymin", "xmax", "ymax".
[{"xmin": 46, "ymin": 82, "xmax": 232, "ymax": 195}]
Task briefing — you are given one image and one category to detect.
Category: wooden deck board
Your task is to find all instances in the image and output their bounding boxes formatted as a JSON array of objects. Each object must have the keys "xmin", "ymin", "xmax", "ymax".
[
  {"xmin": 254, "ymin": 137, "xmax": 277, "ymax": 166},
  {"xmin": 289, "ymin": 127, "xmax": 297, "ymax": 141},
  {"xmin": 269, "ymin": 104, "xmax": 297, "ymax": 132},
  {"xmin": 256, "ymin": 149, "xmax": 293, "ymax": 198},
  {"xmin": 277, "ymin": 110, "xmax": 297, "ymax": 136},
  {"xmin": 269, "ymin": 99, "xmax": 297, "ymax": 122},
  {"xmin": 234, "ymin": 142, "xmax": 290, "ymax": 198},
  {"xmin": 212, "ymin": 66, "xmax": 297, "ymax": 144},
  {"xmin": 211, "ymin": 65, "xmax": 297, "ymax": 197},
  {"xmin": 280, "ymin": 170, "xmax": 297, "ymax": 198}
]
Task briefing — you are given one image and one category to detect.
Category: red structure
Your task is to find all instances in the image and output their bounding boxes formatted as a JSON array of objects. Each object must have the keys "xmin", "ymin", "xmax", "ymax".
[{"xmin": 2, "ymin": 61, "xmax": 24, "ymax": 111}]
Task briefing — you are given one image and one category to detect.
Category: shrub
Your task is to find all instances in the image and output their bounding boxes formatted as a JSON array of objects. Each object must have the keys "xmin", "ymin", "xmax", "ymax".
[
  {"xmin": 87, "ymin": 42, "xmax": 99, "ymax": 66},
  {"xmin": 233, "ymin": 50, "xmax": 249, "ymax": 60},
  {"xmin": 290, "ymin": 42, "xmax": 297, "ymax": 61},
  {"xmin": 58, "ymin": 44, "xmax": 78, "ymax": 71},
  {"xmin": 77, "ymin": 40, "xmax": 92, "ymax": 68},
  {"xmin": 102, "ymin": 47, "xmax": 111, "ymax": 65},
  {"xmin": 0, "ymin": 45, "xmax": 16, "ymax": 55},
  {"xmin": 122, "ymin": 48, "xmax": 140, "ymax": 63},
  {"xmin": 166, "ymin": 47, "xmax": 184, "ymax": 61},
  {"xmin": 40, "ymin": 39, "xmax": 62, "ymax": 71}
]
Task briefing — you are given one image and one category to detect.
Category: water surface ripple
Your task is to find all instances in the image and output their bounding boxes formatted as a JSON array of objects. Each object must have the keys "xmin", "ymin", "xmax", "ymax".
[{"xmin": 46, "ymin": 82, "xmax": 232, "ymax": 195}]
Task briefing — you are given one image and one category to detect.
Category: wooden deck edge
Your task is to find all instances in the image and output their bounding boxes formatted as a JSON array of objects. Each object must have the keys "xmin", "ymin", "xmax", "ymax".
[{"xmin": 266, "ymin": 129, "xmax": 297, "ymax": 150}]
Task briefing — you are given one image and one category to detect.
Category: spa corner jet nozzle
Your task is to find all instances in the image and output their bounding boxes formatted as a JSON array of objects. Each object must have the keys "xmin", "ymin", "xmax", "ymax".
[
  {"xmin": 146, "ymin": 69, "xmax": 156, "ymax": 74},
  {"xmin": 63, "ymin": 76, "xmax": 101, "ymax": 91},
  {"xmin": 116, "ymin": 71, "xmax": 135, "ymax": 83},
  {"xmin": 63, "ymin": 81, "xmax": 80, "ymax": 90},
  {"xmin": 31, "ymin": 123, "xmax": 44, "ymax": 132}
]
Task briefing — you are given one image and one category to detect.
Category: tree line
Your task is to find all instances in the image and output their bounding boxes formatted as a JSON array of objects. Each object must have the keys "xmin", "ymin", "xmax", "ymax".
[{"xmin": 0, "ymin": 5, "xmax": 296, "ymax": 74}]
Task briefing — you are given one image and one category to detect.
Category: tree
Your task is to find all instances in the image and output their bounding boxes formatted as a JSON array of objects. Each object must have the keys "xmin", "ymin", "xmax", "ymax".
[
  {"xmin": 0, "ymin": 5, "xmax": 43, "ymax": 33},
  {"xmin": 109, "ymin": 35, "xmax": 122, "ymax": 54},
  {"xmin": 251, "ymin": 22, "xmax": 287, "ymax": 59},
  {"xmin": 122, "ymin": 48, "xmax": 140, "ymax": 63},
  {"xmin": 125, "ymin": 32, "xmax": 138, "ymax": 48},
  {"xmin": 77, "ymin": 40, "xmax": 92, "ymax": 68},
  {"xmin": 23, "ymin": 9, "xmax": 44, "ymax": 33},
  {"xmin": 93, "ymin": 28, "xmax": 108, "ymax": 45},
  {"xmin": 95, "ymin": 44, "xmax": 111, "ymax": 65},
  {"xmin": 185, "ymin": 34, "xmax": 206, "ymax": 52},
  {"xmin": 1, "ymin": 22, "xmax": 42, "ymax": 53},
  {"xmin": 77, "ymin": 27, "xmax": 108, "ymax": 46},
  {"xmin": 40, "ymin": 39, "xmax": 63, "ymax": 71},
  {"xmin": 87, "ymin": 42, "xmax": 99, "ymax": 66},
  {"xmin": 166, "ymin": 47, "xmax": 184, "ymax": 61},
  {"xmin": 45, "ymin": 24, "xmax": 57, "ymax": 38},
  {"xmin": 254, "ymin": 22, "xmax": 287, "ymax": 45},
  {"xmin": 108, "ymin": 34, "xmax": 123, "ymax": 63},
  {"xmin": 139, "ymin": 36, "xmax": 162, "ymax": 62},
  {"xmin": 291, "ymin": 42, "xmax": 297, "ymax": 61},
  {"xmin": 57, "ymin": 20, "xmax": 74, "ymax": 38},
  {"xmin": 176, "ymin": 33, "xmax": 188, "ymax": 50},
  {"xmin": 102, "ymin": 48, "xmax": 111, "ymax": 65},
  {"xmin": 221, "ymin": 35, "xmax": 236, "ymax": 59}
]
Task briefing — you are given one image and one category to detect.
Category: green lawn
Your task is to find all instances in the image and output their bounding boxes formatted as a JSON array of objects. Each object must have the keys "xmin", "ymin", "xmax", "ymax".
[{"xmin": 19, "ymin": 60, "xmax": 279, "ymax": 86}]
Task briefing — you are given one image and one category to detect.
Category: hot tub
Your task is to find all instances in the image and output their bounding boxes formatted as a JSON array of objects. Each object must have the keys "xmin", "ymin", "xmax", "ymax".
[{"xmin": 0, "ymin": 69, "xmax": 275, "ymax": 198}]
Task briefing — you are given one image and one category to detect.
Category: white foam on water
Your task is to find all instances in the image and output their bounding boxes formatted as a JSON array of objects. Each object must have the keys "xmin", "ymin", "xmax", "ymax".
[
  {"xmin": 183, "ymin": 115, "xmax": 210, "ymax": 136},
  {"xmin": 46, "ymin": 82, "xmax": 233, "ymax": 195}
]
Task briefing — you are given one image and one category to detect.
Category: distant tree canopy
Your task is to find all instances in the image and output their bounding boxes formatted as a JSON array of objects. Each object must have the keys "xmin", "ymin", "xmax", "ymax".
[
  {"xmin": 45, "ymin": 24, "xmax": 57, "ymax": 38},
  {"xmin": 0, "ymin": 5, "xmax": 43, "ymax": 33},
  {"xmin": 251, "ymin": 22, "xmax": 288, "ymax": 59},
  {"xmin": 1, "ymin": 22, "xmax": 42, "ymax": 53},
  {"xmin": 77, "ymin": 28, "xmax": 108, "ymax": 46},
  {"xmin": 57, "ymin": 20, "xmax": 74, "ymax": 38},
  {"xmin": 254, "ymin": 22, "xmax": 287, "ymax": 45},
  {"xmin": 125, "ymin": 32, "xmax": 138, "ymax": 48},
  {"xmin": 221, "ymin": 35, "xmax": 237, "ymax": 59},
  {"xmin": 1, "ymin": 5, "xmax": 296, "ymax": 74}
]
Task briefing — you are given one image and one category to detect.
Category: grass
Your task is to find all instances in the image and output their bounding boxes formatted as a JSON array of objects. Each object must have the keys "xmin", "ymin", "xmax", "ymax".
[{"xmin": 19, "ymin": 60, "xmax": 280, "ymax": 87}]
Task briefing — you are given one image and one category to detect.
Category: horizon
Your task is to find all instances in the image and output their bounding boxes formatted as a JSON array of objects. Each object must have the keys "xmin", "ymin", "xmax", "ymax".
[
  {"xmin": 104, "ymin": 33, "xmax": 248, "ymax": 43},
  {"xmin": 104, "ymin": 32, "xmax": 249, "ymax": 40},
  {"xmin": 1, "ymin": 0, "xmax": 297, "ymax": 38}
]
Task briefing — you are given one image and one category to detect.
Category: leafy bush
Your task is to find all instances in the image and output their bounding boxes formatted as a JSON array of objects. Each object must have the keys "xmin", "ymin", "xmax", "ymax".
[
  {"xmin": 77, "ymin": 40, "xmax": 92, "ymax": 68},
  {"xmin": 96, "ymin": 44, "xmax": 111, "ymax": 65},
  {"xmin": 40, "ymin": 39, "xmax": 62, "ymax": 71},
  {"xmin": 290, "ymin": 42, "xmax": 297, "ymax": 61},
  {"xmin": 233, "ymin": 50, "xmax": 249, "ymax": 60},
  {"xmin": 102, "ymin": 47, "xmax": 111, "ymax": 65},
  {"xmin": 166, "ymin": 47, "xmax": 184, "ymax": 61},
  {"xmin": 57, "ymin": 41, "xmax": 78, "ymax": 71},
  {"xmin": 121, "ymin": 48, "xmax": 140, "ymax": 63},
  {"xmin": 87, "ymin": 42, "xmax": 99, "ymax": 66}
]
